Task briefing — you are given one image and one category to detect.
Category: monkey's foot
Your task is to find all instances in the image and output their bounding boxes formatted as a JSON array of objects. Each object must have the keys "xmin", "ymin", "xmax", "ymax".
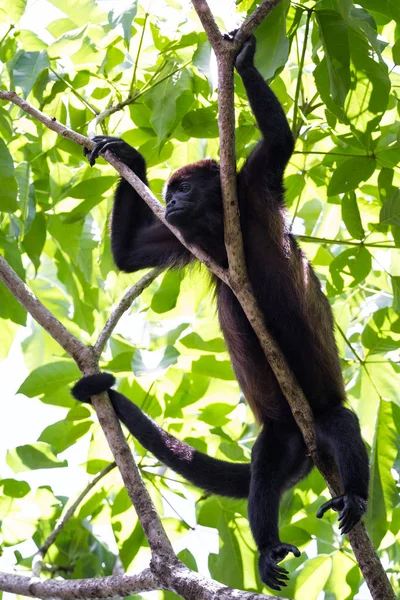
[
  {"xmin": 259, "ymin": 543, "xmax": 300, "ymax": 591},
  {"xmin": 316, "ymin": 493, "xmax": 367, "ymax": 535}
]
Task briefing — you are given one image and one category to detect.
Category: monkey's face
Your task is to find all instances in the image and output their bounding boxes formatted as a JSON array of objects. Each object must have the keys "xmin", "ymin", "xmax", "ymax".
[{"xmin": 164, "ymin": 162, "xmax": 222, "ymax": 242}]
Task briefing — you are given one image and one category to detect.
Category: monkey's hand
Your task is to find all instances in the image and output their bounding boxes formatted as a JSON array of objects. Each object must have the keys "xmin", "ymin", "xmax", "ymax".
[
  {"xmin": 84, "ymin": 136, "xmax": 144, "ymax": 170},
  {"xmin": 258, "ymin": 542, "xmax": 300, "ymax": 591},
  {"xmin": 235, "ymin": 35, "xmax": 256, "ymax": 73},
  {"xmin": 316, "ymin": 493, "xmax": 367, "ymax": 535},
  {"xmin": 71, "ymin": 373, "xmax": 116, "ymax": 403}
]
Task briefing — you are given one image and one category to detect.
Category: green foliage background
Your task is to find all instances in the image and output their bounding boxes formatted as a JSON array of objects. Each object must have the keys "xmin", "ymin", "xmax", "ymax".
[{"xmin": 0, "ymin": 0, "xmax": 399, "ymax": 598}]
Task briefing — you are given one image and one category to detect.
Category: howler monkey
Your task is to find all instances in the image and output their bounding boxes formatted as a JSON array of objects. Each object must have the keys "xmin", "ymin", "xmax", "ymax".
[{"xmin": 75, "ymin": 36, "xmax": 369, "ymax": 591}]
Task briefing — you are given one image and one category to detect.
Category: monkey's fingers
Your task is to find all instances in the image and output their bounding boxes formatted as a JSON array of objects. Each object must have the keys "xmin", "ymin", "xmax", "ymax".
[
  {"xmin": 274, "ymin": 543, "xmax": 300, "ymax": 561},
  {"xmin": 316, "ymin": 496, "xmax": 345, "ymax": 519}
]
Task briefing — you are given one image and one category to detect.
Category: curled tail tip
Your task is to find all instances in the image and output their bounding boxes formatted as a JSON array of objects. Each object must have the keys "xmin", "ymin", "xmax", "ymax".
[{"xmin": 71, "ymin": 372, "xmax": 116, "ymax": 402}]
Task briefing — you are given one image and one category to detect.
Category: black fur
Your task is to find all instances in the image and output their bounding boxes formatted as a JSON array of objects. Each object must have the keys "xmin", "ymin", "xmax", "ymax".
[
  {"xmin": 80, "ymin": 36, "xmax": 369, "ymax": 590},
  {"xmin": 71, "ymin": 375, "xmax": 251, "ymax": 499}
]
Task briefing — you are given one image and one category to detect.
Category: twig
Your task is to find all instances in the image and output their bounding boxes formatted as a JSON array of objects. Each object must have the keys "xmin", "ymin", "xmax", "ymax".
[
  {"xmin": 32, "ymin": 463, "xmax": 117, "ymax": 578},
  {"xmin": 95, "ymin": 267, "xmax": 163, "ymax": 355},
  {"xmin": 292, "ymin": 8, "xmax": 312, "ymax": 136},
  {"xmin": 237, "ymin": 0, "xmax": 283, "ymax": 43},
  {"xmin": 91, "ymin": 60, "xmax": 191, "ymax": 132}
]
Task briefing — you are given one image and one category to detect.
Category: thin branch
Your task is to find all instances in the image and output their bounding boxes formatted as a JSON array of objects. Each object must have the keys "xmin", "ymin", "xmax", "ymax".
[
  {"xmin": 296, "ymin": 235, "xmax": 396, "ymax": 249},
  {"xmin": 191, "ymin": 0, "xmax": 223, "ymax": 51},
  {"xmin": 49, "ymin": 67, "xmax": 99, "ymax": 115},
  {"xmin": 0, "ymin": 255, "xmax": 88, "ymax": 368},
  {"xmin": 292, "ymin": 9, "xmax": 311, "ymax": 136},
  {"xmin": 32, "ymin": 462, "xmax": 117, "ymax": 578},
  {"xmin": 91, "ymin": 60, "xmax": 191, "ymax": 131},
  {"xmin": 130, "ymin": 12, "xmax": 149, "ymax": 96},
  {"xmin": 0, "ymin": 569, "xmax": 158, "ymax": 599},
  {"xmin": 95, "ymin": 267, "xmax": 163, "ymax": 355},
  {"xmin": 236, "ymin": 0, "xmax": 283, "ymax": 43}
]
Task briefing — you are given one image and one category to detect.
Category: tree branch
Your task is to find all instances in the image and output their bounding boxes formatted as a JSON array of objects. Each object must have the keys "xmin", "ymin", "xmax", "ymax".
[
  {"xmin": 0, "ymin": 566, "xmax": 286, "ymax": 600},
  {"xmin": 190, "ymin": 2, "xmax": 395, "ymax": 599},
  {"xmin": 32, "ymin": 462, "xmax": 117, "ymax": 578},
  {"xmin": 0, "ymin": 569, "xmax": 159, "ymax": 599},
  {"xmin": 0, "ymin": 256, "xmax": 174, "ymax": 560},
  {"xmin": 95, "ymin": 267, "xmax": 163, "ymax": 355}
]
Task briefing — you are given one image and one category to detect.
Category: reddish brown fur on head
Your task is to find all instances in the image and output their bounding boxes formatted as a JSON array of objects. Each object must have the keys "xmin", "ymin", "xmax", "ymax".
[{"xmin": 167, "ymin": 159, "xmax": 220, "ymax": 186}]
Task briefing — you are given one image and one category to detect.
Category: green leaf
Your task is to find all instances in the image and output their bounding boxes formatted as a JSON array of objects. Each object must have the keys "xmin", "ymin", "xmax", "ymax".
[
  {"xmin": 254, "ymin": 0, "xmax": 290, "ymax": 79},
  {"xmin": 22, "ymin": 211, "xmax": 46, "ymax": 271},
  {"xmin": 67, "ymin": 176, "xmax": 116, "ymax": 199},
  {"xmin": 39, "ymin": 420, "xmax": 92, "ymax": 454},
  {"xmin": 0, "ymin": 138, "xmax": 18, "ymax": 212},
  {"xmin": 380, "ymin": 189, "xmax": 400, "ymax": 226},
  {"xmin": 293, "ymin": 555, "xmax": 332, "ymax": 600},
  {"xmin": 180, "ymin": 332, "xmax": 226, "ymax": 353},
  {"xmin": 192, "ymin": 356, "xmax": 235, "ymax": 380},
  {"xmin": 209, "ymin": 514, "xmax": 244, "ymax": 589},
  {"xmin": 0, "ymin": 479, "xmax": 30, "ymax": 498},
  {"xmin": 146, "ymin": 66, "xmax": 191, "ymax": 141},
  {"xmin": 327, "ymin": 157, "xmax": 376, "ymax": 196},
  {"xmin": 182, "ymin": 107, "xmax": 219, "ymax": 138},
  {"xmin": 14, "ymin": 51, "xmax": 49, "ymax": 97},
  {"xmin": 151, "ymin": 270, "xmax": 183, "ymax": 313},
  {"xmin": 199, "ymin": 403, "xmax": 234, "ymax": 427},
  {"xmin": 316, "ymin": 9, "xmax": 350, "ymax": 106},
  {"xmin": 47, "ymin": 0, "xmax": 106, "ymax": 26},
  {"xmin": 3, "ymin": 0, "xmax": 27, "ymax": 21},
  {"xmin": 109, "ymin": 3, "xmax": 137, "ymax": 47},
  {"xmin": 393, "ymin": 38, "xmax": 400, "ymax": 65},
  {"xmin": 0, "ymin": 283, "xmax": 27, "ymax": 325},
  {"xmin": 7, "ymin": 443, "xmax": 68, "ymax": 472},
  {"xmin": 341, "ymin": 192, "xmax": 365, "ymax": 239},
  {"xmin": 391, "ymin": 276, "xmax": 400, "ymax": 313},
  {"xmin": 366, "ymin": 399, "xmax": 399, "ymax": 546},
  {"xmin": 18, "ymin": 361, "xmax": 80, "ymax": 397},
  {"xmin": 329, "ymin": 247, "xmax": 372, "ymax": 292},
  {"xmin": 15, "ymin": 161, "xmax": 31, "ymax": 230}
]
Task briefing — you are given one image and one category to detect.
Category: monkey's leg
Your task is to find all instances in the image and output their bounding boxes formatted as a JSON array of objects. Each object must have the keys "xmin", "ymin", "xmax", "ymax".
[
  {"xmin": 249, "ymin": 421, "xmax": 310, "ymax": 591},
  {"xmin": 315, "ymin": 406, "xmax": 369, "ymax": 534}
]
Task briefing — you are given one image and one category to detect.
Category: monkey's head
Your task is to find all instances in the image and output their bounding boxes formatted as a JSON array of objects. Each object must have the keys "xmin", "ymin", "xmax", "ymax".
[{"xmin": 164, "ymin": 159, "xmax": 222, "ymax": 242}]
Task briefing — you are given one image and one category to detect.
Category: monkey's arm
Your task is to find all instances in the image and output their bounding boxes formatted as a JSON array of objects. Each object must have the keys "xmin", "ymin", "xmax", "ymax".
[
  {"xmin": 85, "ymin": 137, "xmax": 191, "ymax": 272},
  {"xmin": 235, "ymin": 37, "xmax": 294, "ymax": 175},
  {"xmin": 71, "ymin": 374, "xmax": 250, "ymax": 499}
]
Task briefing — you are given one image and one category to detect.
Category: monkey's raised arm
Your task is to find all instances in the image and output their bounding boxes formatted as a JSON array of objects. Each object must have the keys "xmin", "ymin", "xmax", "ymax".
[
  {"xmin": 71, "ymin": 374, "xmax": 250, "ymax": 499},
  {"xmin": 235, "ymin": 37, "xmax": 294, "ymax": 175},
  {"xmin": 85, "ymin": 137, "xmax": 191, "ymax": 272}
]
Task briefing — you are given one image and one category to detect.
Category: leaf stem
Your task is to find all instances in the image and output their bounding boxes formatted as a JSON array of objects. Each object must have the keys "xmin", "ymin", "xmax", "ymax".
[
  {"xmin": 292, "ymin": 8, "xmax": 311, "ymax": 136},
  {"xmin": 129, "ymin": 12, "xmax": 149, "ymax": 97}
]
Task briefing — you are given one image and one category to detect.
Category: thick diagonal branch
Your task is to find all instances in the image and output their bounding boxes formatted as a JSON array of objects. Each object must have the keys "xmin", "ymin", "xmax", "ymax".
[{"xmin": 190, "ymin": 2, "xmax": 395, "ymax": 600}]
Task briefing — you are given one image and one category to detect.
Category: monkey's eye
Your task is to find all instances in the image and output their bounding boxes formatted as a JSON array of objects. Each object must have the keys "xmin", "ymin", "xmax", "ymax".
[
  {"xmin": 165, "ymin": 193, "xmax": 172, "ymax": 203},
  {"xmin": 179, "ymin": 182, "xmax": 191, "ymax": 193}
]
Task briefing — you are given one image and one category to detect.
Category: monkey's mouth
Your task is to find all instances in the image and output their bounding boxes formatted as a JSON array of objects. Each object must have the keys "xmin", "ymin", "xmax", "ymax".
[{"xmin": 166, "ymin": 207, "xmax": 187, "ymax": 223}]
